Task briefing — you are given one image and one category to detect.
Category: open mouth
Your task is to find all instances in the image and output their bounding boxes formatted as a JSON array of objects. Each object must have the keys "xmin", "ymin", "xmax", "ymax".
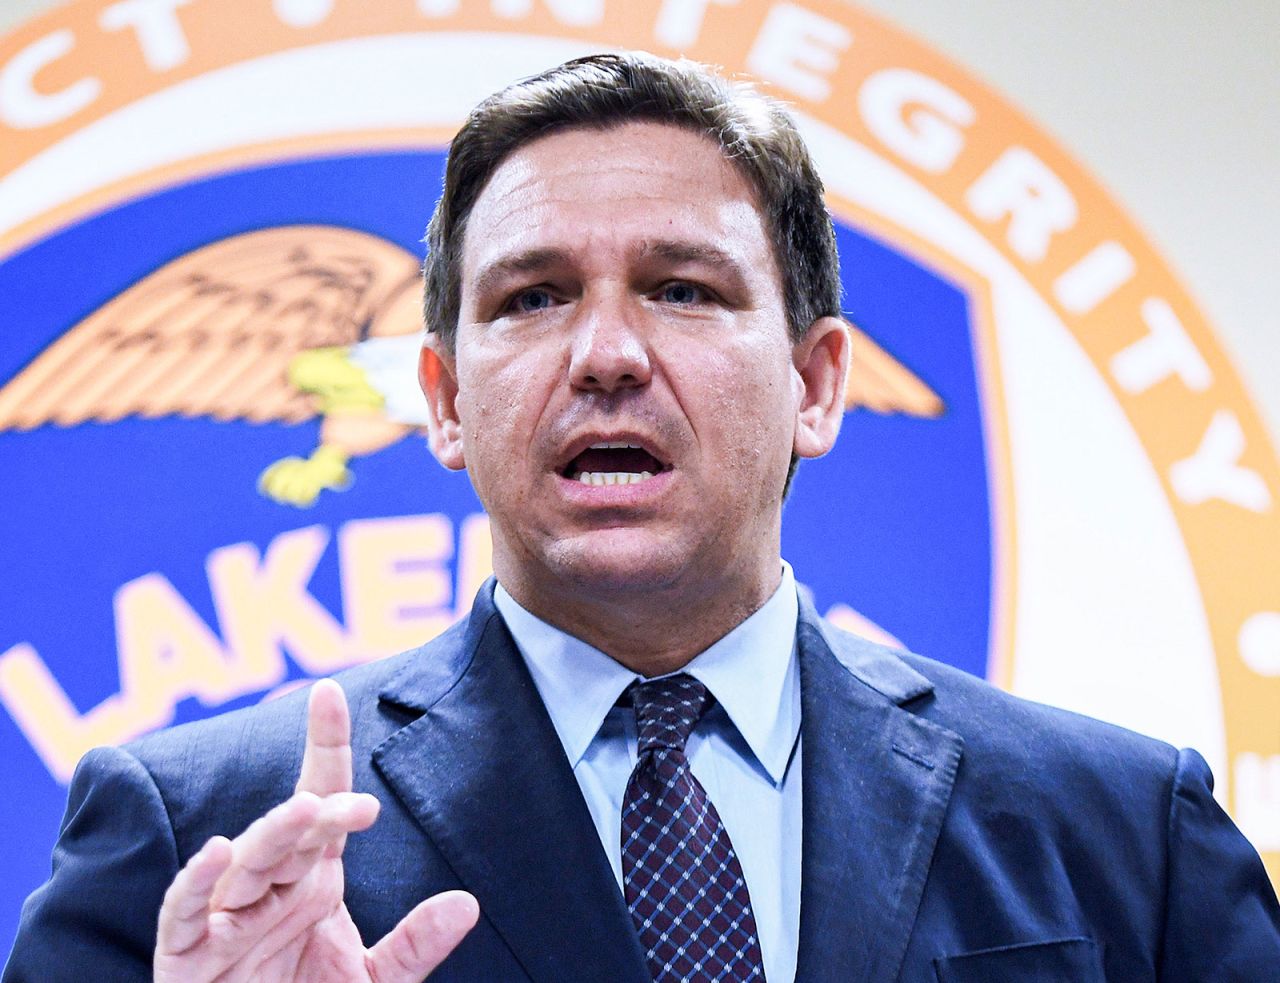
[{"xmin": 562, "ymin": 441, "xmax": 670, "ymax": 486}]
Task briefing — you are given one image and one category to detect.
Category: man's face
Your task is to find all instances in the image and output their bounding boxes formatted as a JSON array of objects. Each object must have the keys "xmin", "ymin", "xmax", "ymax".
[{"xmin": 424, "ymin": 122, "xmax": 844, "ymax": 618}]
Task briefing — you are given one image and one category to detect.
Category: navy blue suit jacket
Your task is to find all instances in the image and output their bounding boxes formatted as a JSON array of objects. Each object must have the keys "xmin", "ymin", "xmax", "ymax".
[{"xmin": 7, "ymin": 584, "xmax": 1280, "ymax": 981}]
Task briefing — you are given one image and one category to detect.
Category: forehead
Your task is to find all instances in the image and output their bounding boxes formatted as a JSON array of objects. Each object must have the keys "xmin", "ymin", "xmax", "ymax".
[{"xmin": 459, "ymin": 122, "xmax": 777, "ymax": 285}]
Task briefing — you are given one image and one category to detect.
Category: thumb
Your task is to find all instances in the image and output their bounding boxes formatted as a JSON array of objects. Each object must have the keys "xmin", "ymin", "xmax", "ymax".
[{"xmin": 366, "ymin": 890, "xmax": 480, "ymax": 983}]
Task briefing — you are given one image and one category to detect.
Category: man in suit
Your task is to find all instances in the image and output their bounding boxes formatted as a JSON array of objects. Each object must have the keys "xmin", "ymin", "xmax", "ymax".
[{"xmin": 7, "ymin": 52, "xmax": 1280, "ymax": 982}]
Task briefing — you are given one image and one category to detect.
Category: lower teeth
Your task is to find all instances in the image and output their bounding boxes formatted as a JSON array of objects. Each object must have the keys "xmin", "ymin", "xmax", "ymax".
[{"xmin": 576, "ymin": 471, "xmax": 653, "ymax": 486}]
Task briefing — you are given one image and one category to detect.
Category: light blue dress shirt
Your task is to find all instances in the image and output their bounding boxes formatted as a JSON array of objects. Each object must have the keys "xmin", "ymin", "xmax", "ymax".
[{"xmin": 494, "ymin": 564, "xmax": 803, "ymax": 983}]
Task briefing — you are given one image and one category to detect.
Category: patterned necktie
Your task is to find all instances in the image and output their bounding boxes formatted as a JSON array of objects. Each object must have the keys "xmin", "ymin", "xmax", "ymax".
[{"xmin": 622, "ymin": 673, "xmax": 766, "ymax": 982}]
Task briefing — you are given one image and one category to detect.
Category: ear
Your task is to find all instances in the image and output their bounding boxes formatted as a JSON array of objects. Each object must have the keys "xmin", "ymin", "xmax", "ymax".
[
  {"xmin": 419, "ymin": 335, "xmax": 466, "ymax": 471},
  {"xmin": 792, "ymin": 316, "xmax": 850, "ymax": 459}
]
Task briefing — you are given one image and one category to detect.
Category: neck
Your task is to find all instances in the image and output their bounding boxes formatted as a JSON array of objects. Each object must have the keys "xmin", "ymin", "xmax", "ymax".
[{"xmin": 498, "ymin": 561, "xmax": 784, "ymax": 677}]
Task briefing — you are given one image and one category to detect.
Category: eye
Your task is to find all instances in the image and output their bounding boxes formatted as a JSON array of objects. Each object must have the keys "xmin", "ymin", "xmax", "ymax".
[
  {"xmin": 505, "ymin": 287, "xmax": 557, "ymax": 314},
  {"xmin": 657, "ymin": 281, "xmax": 708, "ymax": 305}
]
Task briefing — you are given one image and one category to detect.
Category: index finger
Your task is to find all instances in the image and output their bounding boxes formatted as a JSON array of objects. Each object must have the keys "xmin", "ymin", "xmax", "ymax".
[{"xmin": 296, "ymin": 678, "xmax": 352, "ymax": 796}]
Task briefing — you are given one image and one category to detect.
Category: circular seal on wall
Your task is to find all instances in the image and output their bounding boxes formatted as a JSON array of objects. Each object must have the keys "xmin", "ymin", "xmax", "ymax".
[{"xmin": 1, "ymin": 0, "xmax": 1276, "ymax": 942}]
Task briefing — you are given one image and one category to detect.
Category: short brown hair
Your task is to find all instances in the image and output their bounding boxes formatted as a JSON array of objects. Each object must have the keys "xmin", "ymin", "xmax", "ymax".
[{"xmin": 423, "ymin": 51, "xmax": 842, "ymax": 349}]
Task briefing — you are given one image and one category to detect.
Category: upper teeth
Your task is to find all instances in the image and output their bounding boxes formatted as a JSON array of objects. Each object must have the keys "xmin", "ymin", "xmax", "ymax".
[
  {"xmin": 577, "ymin": 472, "xmax": 654, "ymax": 486},
  {"xmin": 574, "ymin": 442, "xmax": 657, "ymax": 485}
]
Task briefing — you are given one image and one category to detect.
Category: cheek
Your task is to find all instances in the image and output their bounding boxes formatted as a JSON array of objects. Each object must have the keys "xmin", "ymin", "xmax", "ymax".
[
  {"xmin": 459, "ymin": 379, "xmax": 518, "ymax": 450},
  {"xmin": 684, "ymin": 343, "xmax": 796, "ymax": 489},
  {"xmin": 457, "ymin": 348, "xmax": 556, "ymax": 470},
  {"xmin": 719, "ymin": 348, "xmax": 797, "ymax": 437}
]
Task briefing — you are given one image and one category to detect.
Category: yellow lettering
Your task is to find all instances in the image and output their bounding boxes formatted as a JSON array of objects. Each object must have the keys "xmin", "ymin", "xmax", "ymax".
[
  {"xmin": 207, "ymin": 525, "xmax": 347, "ymax": 678},
  {"xmin": 455, "ymin": 512, "xmax": 494, "ymax": 616},
  {"xmin": 115, "ymin": 573, "xmax": 233, "ymax": 717},
  {"xmin": 1, "ymin": 515, "xmax": 498, "ymax": 783},
  {"xmin": 0, "ymin": 643, "xmax": 139, "ymax": 783},
  {"xmin": 340, "ymin": 514, "xmax": 454, "ymax": 660}
]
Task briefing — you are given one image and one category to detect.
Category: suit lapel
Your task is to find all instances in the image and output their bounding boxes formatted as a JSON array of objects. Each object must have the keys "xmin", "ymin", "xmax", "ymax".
[
  {"xmin": 794, "ymin": 601, "xmax": 964, "ymax": 983},
  {"xmin": 371, "ymin": 586, "xmax": 649, "ymax": 983}
]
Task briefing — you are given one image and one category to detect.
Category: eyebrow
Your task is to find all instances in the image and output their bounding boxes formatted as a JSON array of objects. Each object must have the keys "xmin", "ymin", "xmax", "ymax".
[
  {"xmin": 637, "ymin": 240, "xmax": 751, "ymax": 293},
  {"xmin": 470, "ymin": 247, "xmax": 569, "ymax": 305}
]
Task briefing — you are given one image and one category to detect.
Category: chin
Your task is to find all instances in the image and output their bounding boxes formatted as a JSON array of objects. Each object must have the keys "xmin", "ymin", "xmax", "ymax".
[{"xmin": 540, "ymin": 534, "xmax": 694, "ymax": 596}]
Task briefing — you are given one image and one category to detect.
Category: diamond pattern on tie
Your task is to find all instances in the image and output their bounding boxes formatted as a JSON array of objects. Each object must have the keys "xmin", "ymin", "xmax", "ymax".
[{"xmin": 622, "ymin": 674, "xmax": 766, "ymax": 982}]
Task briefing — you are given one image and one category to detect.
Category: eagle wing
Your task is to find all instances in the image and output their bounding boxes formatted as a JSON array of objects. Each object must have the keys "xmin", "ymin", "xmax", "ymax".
[
  {"xmin": 0, "ymin": 225, "xmax": 421, "ymax": 430},
  {"xmin": 845, "ymin": 323, "xmax": 944, "ymax": 417}
]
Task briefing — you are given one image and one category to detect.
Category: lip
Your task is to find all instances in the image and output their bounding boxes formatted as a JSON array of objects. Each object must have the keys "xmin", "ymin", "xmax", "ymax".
[{"xmin": 554, "ymin": 466, "xmax": 675, "ymax": 507}]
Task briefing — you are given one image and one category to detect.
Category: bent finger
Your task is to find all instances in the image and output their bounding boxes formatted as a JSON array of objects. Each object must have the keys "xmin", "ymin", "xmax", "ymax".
[
  {"xmin": 366, "ymin": 891, "xmax": 480, "ymax": 983},
  {"xmin": 302, "ymin": 791, "xmax": 380, "ymax": 861},
  {"xmin": 209, "ymin": 793, "xmax": 321, "ymax": 910},
  {"xmin": 157, "ymin": 835, "xmax": 233, "ymax": 956},
  {"xmin": 211, "ymin": 791, "xmax": 378, "ymax": 910},
  {"xmin": 296, "ymin": 678, "xmax": 353, "ymax": 797}
]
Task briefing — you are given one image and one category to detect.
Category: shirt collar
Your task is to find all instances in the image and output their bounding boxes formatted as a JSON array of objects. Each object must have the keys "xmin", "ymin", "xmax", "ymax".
[{"xmin": 494, "ymin": 563, "xmax": 800, "ymax": 786}]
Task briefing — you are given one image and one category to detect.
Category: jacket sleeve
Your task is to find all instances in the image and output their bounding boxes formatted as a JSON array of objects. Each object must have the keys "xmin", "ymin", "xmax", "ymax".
[
  {"xmin": 1159, "ymin": 747, "xmax": 1280, "ymax": 981},
  {"xmin": 3, "ymin": 745, "xmax": 179, "ymax": 982}
]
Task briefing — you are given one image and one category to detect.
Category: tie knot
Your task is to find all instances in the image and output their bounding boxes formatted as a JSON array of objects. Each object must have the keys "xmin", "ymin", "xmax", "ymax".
[{"xmin": 629, "ymin": 673, "xmax": 709, "ymax": 754}]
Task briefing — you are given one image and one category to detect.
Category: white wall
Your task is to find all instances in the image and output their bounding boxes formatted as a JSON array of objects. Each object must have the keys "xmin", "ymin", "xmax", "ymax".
[{"xmin": 2, "ymin": 0, "xmax": 1277, "ymax": 445}]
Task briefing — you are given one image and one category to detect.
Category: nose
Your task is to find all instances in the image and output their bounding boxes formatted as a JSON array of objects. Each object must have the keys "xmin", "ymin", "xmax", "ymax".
[{"xmin": 568, "ymin": 294, "xmax": 652, "ymax": 394}]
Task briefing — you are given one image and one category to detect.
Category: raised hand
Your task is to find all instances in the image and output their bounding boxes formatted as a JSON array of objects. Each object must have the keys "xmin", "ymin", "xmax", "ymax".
[{"xmin": 153, "ymin": 679, "xmax": 478, "ymax": 982}]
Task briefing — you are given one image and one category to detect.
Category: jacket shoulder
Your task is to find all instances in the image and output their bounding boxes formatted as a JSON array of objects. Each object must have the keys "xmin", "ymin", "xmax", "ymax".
[
  {"xmin": 815, "ymin": 614, "xmax": 1182, "ymax": 816},
  {"xmin": 820, "ymin": 611, "xmax": 1177, "ymax": 764},
  {"xmin": 901, "ymin": 648, "xmax": 1179, "ymax": 775}
]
